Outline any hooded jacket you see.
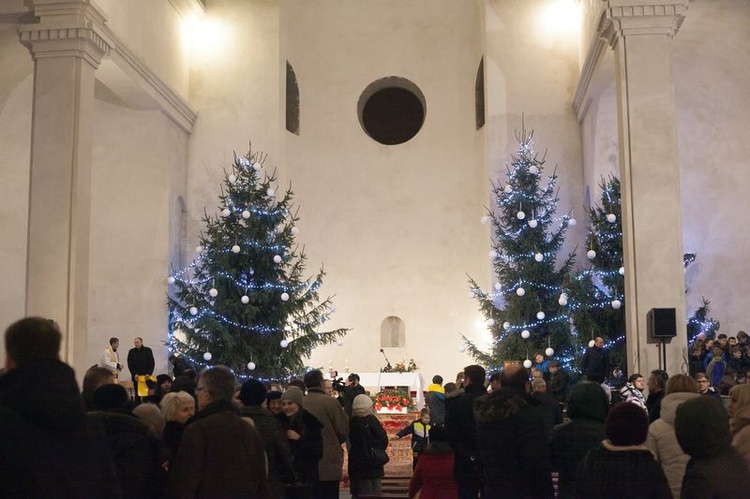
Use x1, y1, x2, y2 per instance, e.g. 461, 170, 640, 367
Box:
645, 391, 699, 499
550, 381, 609, 499
675, 396, 750, 499
730, 399, 750, 469
0, 359, 121, 498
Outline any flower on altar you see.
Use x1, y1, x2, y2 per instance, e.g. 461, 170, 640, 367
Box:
373, 389, 414, 412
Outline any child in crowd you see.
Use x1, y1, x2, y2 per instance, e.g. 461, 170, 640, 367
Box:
394, 408, 432, 469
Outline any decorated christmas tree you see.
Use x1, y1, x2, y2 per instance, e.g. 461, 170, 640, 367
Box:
686, 299, 720, 344
167, 147, 347, 380
565, 175, 627, 370
464, 126, 576, 370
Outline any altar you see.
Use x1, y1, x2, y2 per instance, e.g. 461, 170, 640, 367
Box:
356, 371, 426, 410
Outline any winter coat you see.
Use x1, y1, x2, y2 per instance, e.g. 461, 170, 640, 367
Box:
532, 391, 563, 441
645, 392, 699, 499
242, 406, 295, 487
706, 358, 726, 388
445, 383, 486, 485
0, 359, 121, 498
167, 399, 267, 499
581, 346, 609, 382
731, 404, 750, 469
303, 387, 349, 481
675, 396, 750, 499
425, 383, 447, 425
620, 383, 647, 409
162, 420, 187, 463
127, 345, 155, 380
549, 368, 571, 404
646, 390, 665, 422
474, 388, 554, 498
575, 441, 671, 499
343, 383, 366, 417
408, 441, 458, 499
397, 418, 431, 454
550, 381, 609, 499
279, 408, 324, 485
348, 413, 389, 479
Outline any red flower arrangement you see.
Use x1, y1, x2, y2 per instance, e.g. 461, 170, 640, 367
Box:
372, 389, 414, 412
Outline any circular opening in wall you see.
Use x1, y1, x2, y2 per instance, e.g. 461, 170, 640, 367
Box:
358, 77, 426, 145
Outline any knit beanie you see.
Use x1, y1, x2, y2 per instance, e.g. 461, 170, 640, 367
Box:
606, 402, 649, 446
352, 394, 373, 411
281, 386, 304, 407
92, 383, 129, 411
239, 378, 268, 407
267, 390, 283, 402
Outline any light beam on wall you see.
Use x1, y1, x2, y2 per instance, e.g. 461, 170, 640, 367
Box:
538, 0, 581, 37
183, 14, 231, 61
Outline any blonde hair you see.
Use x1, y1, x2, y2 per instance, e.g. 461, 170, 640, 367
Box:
730, 384, 750, 411
160, 391, 195, 422
665, 374, 699, 395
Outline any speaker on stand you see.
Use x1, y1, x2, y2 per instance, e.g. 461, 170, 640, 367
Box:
647, 308, 677, 372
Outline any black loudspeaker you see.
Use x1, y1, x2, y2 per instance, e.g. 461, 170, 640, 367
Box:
647, 308, 677, 339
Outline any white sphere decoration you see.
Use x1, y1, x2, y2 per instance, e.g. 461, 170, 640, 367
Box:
481, 216, 490, 225
516, 287, 526, 296
203, 352, 212, 361
196, 245, 204, 254
231, 244, 241, 254
247, 362, 256, 371
273, 255, 282, 263
606, 213, 617, 223
521, 330, 530, 339
280, 340, 289, 348
529, 165, 539, 175
459, 344, 467, 353
209, 288, 218, 297
588, 340, 596, 348
291, 226, 299, 236
587, 249, 597, 260
221, 208, 231, 217
336, 338, 343, 346
487, 318, 495, 327
528, 219, 538, 228
494, 282, 502, 291
252, 162, 262, 171
489, 250, 499, 259
537, 311, 546, 320
569, 218, 577, 227
241, 295, 250, 304
611, 299, 622, 309
534, 253, 544, 262
241, 210, 251, 219
228, 174, 237, 184
266, 188, 275, 197
503, 321, 511, 331
504, 185, 513, 194
545, 347, 555, 357
281, 292, 290, 302
558, 296, 568, 306
523, 359, 533, 369
189, 306, 198, 316
167, 276, 175, 284
517, 210, 526, 220
619, 266, 625, 276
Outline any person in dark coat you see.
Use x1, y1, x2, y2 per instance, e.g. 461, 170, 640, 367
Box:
408, 425, 458, 499
278, 386, 324, 499
348, 394, 389, 498
576, 402, 671, 499
167, 366, 267, 498
445, 364, 487, 499
425, 374, 447, 426
550, 381, 610, 499
474, 365, 554, 499
343, 373, 367, 417
0, 317, 121, 498
646, 369, 669, 423
548, 360, 570, 406
581, 336, 610, 383
675, 395, 750, 499
530, 378, 563, 441
159, 391, 195, 469
127, 336, 155, 385
239, 378, 295, 498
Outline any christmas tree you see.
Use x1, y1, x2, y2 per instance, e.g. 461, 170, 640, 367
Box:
167, 148, 347, 380
464, 126, 576, 370
565, 175, 627, 370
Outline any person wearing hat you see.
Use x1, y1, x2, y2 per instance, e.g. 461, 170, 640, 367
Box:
239, 378, 294, 498
278, 386, 324, 498
576, 402, 671, 498
267, 389, 283, 415
348, 394, 389, 498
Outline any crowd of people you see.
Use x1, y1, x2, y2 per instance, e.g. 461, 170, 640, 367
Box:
4, 318, 750, 498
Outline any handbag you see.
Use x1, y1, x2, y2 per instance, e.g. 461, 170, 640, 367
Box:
363, 421, 390, 466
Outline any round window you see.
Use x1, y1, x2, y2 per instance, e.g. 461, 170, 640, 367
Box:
358, 77, 426, 145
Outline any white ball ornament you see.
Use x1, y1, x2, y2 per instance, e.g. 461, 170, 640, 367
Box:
280, 340, 289, 348
619, 267, 625, 276
209, 288, 218, 297
481, 216, 490, 225
336, 338, 343, 346
537, 311, 546, 320
247, 362, 256, 371
228, 174, 237, 184
196, 245, 204, 254
489, 250, 499, 259
241, 295, 250, 304
521, 330, 530, 339
504, 185, 513, 194
558, 296, 568, 306
587, 249, 597, 260
231, 245, 241, 254
203, 352, 212, 361
503, 321, 511, 331
189, 306, 198, 316
281, 292, 290, 302
611, 299, 622, 310
569, 218, 577, 227
528, 219, 538, 228
167, 276, 175, 284
535, 253, 544, 262
589, 340, 596, 348
266, 188, 275, 197
241, 210, 251, 219
523, 359, 533, 369
252, 162, 262, 171
517, 211, 526, 220
291, 227, 299, 236
494, 282, 502, 291
516, 287, 526, 297
273, 255, 282, 263
487, 318, 495, 327
529, 165, 539, 175
545, 347, 555, 357
221, 208, 231, 217
459, 344, 467, 353
606, 213, 617, 223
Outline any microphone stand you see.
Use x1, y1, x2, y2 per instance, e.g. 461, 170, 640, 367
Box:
379, 349, 392, 373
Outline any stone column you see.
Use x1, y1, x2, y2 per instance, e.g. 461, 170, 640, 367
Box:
603, 0, 689, 376
19, 0, 110, 367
